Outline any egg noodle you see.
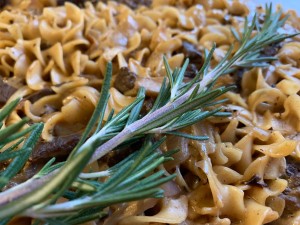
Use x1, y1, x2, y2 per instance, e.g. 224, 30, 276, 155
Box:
0, 0, 300, 224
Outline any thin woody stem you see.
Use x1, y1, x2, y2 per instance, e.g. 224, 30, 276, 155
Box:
0, 172, 57, 206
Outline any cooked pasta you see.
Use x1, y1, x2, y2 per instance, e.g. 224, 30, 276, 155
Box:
0, 0, 299, 224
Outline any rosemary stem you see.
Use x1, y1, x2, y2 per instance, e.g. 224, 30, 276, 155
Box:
0, 171, 58, 206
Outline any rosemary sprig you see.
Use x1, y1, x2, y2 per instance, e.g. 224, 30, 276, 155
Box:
0, 5, 297, 224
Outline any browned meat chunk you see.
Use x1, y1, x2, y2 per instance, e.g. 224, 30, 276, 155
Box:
230, 68, 245, 92
184, 64, 199, 78
25, 88, 55, 103
140, 97, 155, 115
30, 133, 81, 161
114, 67, 137, 93
260, 43, 282, 57
0, 78, 17, 105
101, 0, 151, 9
57, 0, 98, 6
280, 157, 300, 217
181, 42, 203, 78
0, 0, 9, 8
57, 0, 152, 9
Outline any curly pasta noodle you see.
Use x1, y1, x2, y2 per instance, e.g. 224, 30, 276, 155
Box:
0, 0, 300, 225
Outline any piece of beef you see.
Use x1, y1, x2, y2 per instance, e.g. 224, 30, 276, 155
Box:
30, 133, 81, 161
114, 67, 137, 93
140, 96, 155, 116
57, 0, 152, 9
260, 42, 283, 57
184, 64, 199, 79
280, 156, 300, 217
57, 0, 98, 6
0, 78, 17, 105
15, 88, 56, 116
0, 0, 9, 8
26, 88, 55, 103
182, 41, 203, 61
100, 0, 151, 9
181, 41, 203, 78
230, 68, 245, 93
